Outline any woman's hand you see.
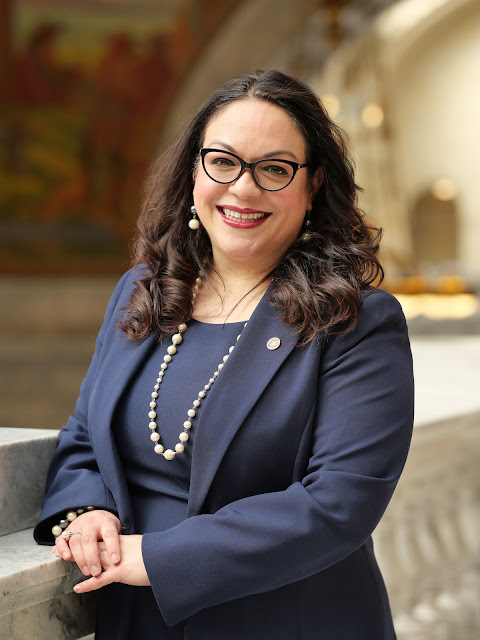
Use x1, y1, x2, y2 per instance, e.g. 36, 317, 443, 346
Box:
72, 535, 150, 593
53, 509, 122, 577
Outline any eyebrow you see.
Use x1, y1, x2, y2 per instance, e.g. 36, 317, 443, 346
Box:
207, 140, 299, 161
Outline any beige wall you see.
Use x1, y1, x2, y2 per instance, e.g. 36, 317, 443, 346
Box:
394, 0, 480, 281
315, 0, 480, 286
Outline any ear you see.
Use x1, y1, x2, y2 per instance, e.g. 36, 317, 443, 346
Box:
307, 167, 324, 209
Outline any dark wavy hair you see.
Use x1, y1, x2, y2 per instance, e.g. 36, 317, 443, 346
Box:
119, 69, 383, 344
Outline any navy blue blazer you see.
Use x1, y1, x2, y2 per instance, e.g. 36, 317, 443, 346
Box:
35, 267, 414, 639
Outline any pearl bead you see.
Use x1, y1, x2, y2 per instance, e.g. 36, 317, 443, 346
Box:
223, 354, 229, 362
213, 371, 218, 377
204, 383, 211, 390
86, 506, 95, 511
187, 409, 196, 418
237, 334, 241, 341
167, 345, 177, 355
172, 333, 183, 345
164, 449, 175, 460
150, 432, 160, 442
178, 323, 187, 332
179, 432, 189, 442
209, 378, 215, 384
66, 511, 77, 522
229, 346, 234, 353
164, 354, 172, 363
150, 401, 156, 408
161, 363, 168, 370
195, 277, 202, 284
218, 363, 224, 370
188, 218, 200, 230
52, 525, 62, 537
198, 391, 206, 398
184, 421, 192, 429
193, 400, 200, 407
159, 371, 164, 377
154, 444, 164, 454
148, 410, 156, 419
151, 391, 158, 398
149, 421, 157, 429
77, 508, 84, 514
154, 384, 160, 390
175, 443, 185, 453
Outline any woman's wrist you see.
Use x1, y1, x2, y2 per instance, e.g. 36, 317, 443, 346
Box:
51, 506, 96, 538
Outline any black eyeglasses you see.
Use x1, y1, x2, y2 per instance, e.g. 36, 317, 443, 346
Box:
200, 148, 309, 192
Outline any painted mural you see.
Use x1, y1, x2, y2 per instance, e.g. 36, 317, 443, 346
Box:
0, 0, 237, 274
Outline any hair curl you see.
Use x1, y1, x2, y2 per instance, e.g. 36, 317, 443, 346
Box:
119, 69, 383, 345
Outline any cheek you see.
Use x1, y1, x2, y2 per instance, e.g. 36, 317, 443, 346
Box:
193, 173, 220, 210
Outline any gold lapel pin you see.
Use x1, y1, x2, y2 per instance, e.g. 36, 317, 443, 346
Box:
266, 337, 281, 350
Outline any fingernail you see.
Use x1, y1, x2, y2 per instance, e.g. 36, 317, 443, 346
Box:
91, 565, 99, 575
73, 584, 81, 593
63, 552, 69, 559
82, 566, 89, 575
111, 553, 119, 563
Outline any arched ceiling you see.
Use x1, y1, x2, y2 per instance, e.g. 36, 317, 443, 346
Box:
159, 0, 400, 146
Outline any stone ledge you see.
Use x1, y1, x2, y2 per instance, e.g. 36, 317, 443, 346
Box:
0, 428, 59, 536
0, 528, 96, 639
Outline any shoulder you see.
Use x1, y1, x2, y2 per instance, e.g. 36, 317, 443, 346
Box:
320, 288, 410, 363
358, 287, 407, 331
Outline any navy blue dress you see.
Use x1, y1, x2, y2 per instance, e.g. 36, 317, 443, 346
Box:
112, 319, 245, 639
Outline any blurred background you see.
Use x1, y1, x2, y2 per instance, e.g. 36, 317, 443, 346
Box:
0, 0, 479, 637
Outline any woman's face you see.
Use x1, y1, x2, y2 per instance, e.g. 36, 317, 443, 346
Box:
193, 98, 320, 274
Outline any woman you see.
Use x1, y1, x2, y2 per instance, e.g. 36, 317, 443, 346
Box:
35, 70, 414, 639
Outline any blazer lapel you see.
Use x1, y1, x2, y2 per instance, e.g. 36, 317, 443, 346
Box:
188, 289, 301, 516
90, 331, 157, 523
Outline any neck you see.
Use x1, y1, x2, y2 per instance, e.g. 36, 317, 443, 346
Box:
209, 253, 277, 293
192, 259, 275, 324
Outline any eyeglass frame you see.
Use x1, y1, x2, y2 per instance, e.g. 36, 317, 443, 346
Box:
199, 147, 310, 192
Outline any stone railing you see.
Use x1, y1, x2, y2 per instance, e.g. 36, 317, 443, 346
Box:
1, 412, 479, 639
373, 410, 480, 639
0, 428, 96, 639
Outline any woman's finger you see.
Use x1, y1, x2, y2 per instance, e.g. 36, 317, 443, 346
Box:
98, 548, 112, 569
100, 521, 122, 564
74, 566, 116, 594
67, 532, 91, 575
76, 529, 103, 577
53, 534, 73, 560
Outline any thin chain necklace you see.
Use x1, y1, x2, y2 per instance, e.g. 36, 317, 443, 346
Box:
147, 274, 246, 461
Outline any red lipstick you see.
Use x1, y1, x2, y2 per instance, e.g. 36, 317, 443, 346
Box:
217, 206, 271, 229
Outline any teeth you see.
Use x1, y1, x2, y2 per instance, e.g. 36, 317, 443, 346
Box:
222, 208, 266, 221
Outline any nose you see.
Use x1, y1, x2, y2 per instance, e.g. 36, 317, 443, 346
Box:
227, 168, 262, 199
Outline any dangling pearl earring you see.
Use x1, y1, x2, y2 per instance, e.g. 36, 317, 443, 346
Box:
301, 210, 312, 242
188, 205, 200, 230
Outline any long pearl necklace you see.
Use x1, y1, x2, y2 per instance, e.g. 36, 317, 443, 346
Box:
147, 275, 246, 461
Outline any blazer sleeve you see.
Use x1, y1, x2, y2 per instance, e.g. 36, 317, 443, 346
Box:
142, 290, 414, 626
34, 269, 135, 544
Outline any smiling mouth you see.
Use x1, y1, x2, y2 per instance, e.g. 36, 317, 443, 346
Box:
221, 207, 269, 221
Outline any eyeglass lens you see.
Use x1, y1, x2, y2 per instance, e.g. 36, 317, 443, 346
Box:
203, 150, 295, 190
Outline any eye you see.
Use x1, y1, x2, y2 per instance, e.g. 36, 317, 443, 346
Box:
261, 163, 289, 176
210, 155, 236, 167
